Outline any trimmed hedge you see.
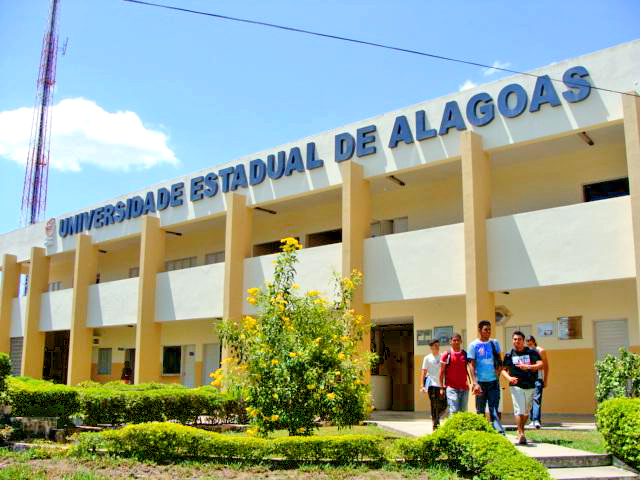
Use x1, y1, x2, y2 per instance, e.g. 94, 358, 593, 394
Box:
7, 377, 245, 425
71, 415, 550, 479
72, 422, 385, 464
597, 397, 640, 469
8, 377, 80, 418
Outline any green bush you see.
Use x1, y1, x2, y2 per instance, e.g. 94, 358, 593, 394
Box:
7, 377, 80, 418
597, 397, 640, 469
432, 412, 493, 450
389, 436, 438, 465
453, 431, 549, 479
0, 353, 11, 394
72, 422, 382, 464
595, 348, 640, 402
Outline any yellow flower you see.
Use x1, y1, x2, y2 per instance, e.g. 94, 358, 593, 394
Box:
271, 414, 280, 422
342, 278, 354, 289
307, 290, 319, 297
208, 372, 215, 378
313, 299, 323, 305
272, 393, 279, 399
247, 287, 259, 296
297, 427, 306, 433
340, 335, 349, 342
289, 352, 298, 358
247, 297, 257, 305
326, 393, 336, 401
338, 352, 345, 360
271, 359, 279, 366
307, 384, 316, 390
292, 283, 300, 289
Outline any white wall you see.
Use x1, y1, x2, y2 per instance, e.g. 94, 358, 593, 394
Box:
488, 196, 635, 291
364, 224, 465, 303
155, 263, 225, 322
243, 243, 342, 308
39, 289, 73, 331
87, 278, 139, 327
9, 297, 25, 337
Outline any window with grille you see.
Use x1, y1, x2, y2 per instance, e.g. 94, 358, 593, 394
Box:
204, 251, 225, 265
10, 337, 23, 376
97, 348, 112, 375
370, 217, 408, 237
165, 256, 197, 271
48, 281, 62, 292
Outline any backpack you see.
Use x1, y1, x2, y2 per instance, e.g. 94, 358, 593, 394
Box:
442, 349, 470, 386
489, 340, 503, 369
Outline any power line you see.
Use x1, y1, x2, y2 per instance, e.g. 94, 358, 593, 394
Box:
123, 0, 638, 98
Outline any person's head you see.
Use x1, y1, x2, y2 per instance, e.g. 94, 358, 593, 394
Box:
451, 333, 462, 351
512, 331, 526, 350
429, 339, 440, 354
527, 335, 537, 348
478, 320, 492, 341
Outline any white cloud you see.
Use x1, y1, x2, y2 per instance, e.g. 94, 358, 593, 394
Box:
459, 79, 477, 91
0, 98, 179, 172
483, 60, 511, 76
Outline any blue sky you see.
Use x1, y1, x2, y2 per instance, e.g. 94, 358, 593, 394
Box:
0, 0, 638, 234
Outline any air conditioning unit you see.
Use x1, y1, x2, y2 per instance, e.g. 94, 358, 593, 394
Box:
495, 306, 513, 325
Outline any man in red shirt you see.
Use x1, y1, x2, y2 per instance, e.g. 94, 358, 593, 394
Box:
439, 333, 470, 414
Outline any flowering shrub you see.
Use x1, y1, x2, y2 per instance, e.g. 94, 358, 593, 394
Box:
217, 237, 374, 436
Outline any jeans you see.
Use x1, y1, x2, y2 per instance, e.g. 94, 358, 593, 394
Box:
446, 387, 469, 414
530, 379, 544, 423
428, 386, 447, 427
476, 380, 505, 434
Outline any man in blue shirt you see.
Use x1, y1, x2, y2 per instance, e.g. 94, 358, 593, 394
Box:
468, 320, 505, 434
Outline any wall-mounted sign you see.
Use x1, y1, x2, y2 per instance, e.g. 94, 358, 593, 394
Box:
536, 322, 555, 338
416, 329, 433, 346
558, 316, 582, 340
56, 66, 592, 240
434, 326, 454, 346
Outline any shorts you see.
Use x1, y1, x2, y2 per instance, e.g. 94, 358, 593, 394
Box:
510, 386, 534, 416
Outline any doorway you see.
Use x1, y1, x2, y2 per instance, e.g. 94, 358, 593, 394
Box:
371, 323, 414, 411
124, 348, 136, 383
181, 344, 196, 387
43, 331, 69, 384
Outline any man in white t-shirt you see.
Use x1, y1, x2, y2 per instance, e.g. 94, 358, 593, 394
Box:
421, 339, 447, 429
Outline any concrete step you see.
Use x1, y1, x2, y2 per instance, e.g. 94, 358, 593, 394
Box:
548, 465, 639, 479
514, 441, 612, 468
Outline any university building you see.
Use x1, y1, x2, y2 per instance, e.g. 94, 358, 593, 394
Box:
0, 41, 639, 415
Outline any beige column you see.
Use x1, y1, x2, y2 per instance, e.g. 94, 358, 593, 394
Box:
67, 234, 98, 385
134, 216, 166, 384
340, 161, 372, 380
0, 255, 20, 354
221, 193, 253, 361
461, 131, 495, 345
21, 247, 49, 378
623, 92, 640, 330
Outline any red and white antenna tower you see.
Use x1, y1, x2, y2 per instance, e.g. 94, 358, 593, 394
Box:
21, 0, 61, 226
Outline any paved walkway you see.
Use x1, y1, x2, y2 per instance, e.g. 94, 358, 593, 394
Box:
366, 412, 638, 479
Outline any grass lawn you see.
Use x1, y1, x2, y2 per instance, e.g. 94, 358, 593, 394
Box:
522, 430, 607, 454
0, 448, 462, 479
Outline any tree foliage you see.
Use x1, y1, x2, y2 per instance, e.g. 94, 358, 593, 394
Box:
595, 348, 640, 403
217, 237, 374, 436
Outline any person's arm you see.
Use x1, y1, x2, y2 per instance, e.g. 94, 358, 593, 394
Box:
420, 368, 428, 392
540, 347, 549, 387
439, 362, 446, 391
501, 366, 518, 385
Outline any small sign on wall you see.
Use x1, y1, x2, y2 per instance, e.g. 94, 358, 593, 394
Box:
434, 326, 454, 346
416, 329, 432, 346
536, 322, 555, 338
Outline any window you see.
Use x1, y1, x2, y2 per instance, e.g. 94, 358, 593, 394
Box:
583, 177, 629, 202
253, 238, 299, 257
165, 256, 197, 271
558, 316, 583, 340
306, 229, 342, 248
128, 267, 139, 278
97, 348, 112, 375
370, 217, 408, 237
205, 251, 225, 265
48, 281, 62, 292
10, 337, 23, 376
163, 346, 182, 374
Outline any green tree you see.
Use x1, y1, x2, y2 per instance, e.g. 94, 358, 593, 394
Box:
595, 348, 640, 403
216, 237, 374, 436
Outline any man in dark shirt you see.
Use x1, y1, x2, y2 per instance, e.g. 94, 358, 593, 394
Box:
502, 331, 543, 445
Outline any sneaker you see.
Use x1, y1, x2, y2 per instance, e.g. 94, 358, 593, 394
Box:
533, 421, 541, 429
